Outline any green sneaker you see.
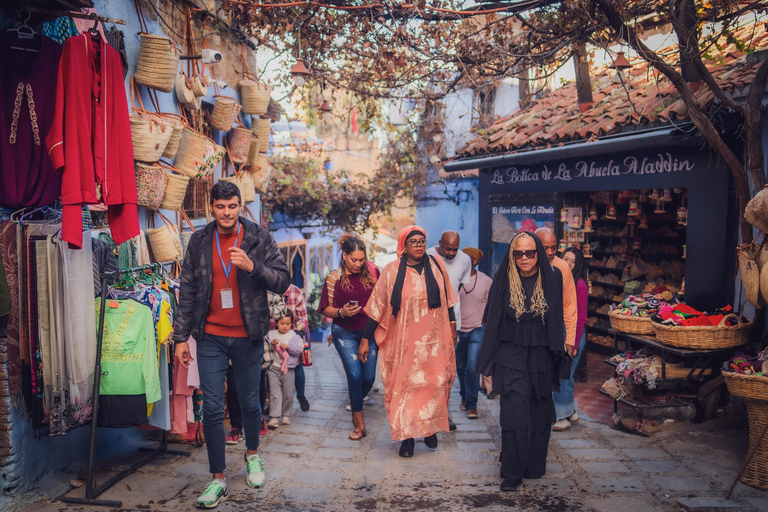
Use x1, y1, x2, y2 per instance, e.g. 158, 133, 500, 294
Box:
195, 479, 228, 508
245, 453, 266, 488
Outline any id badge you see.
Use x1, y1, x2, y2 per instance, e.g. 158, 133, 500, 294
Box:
221, 288, 234, 310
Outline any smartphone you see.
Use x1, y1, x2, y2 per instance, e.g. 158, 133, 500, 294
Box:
348, 300, 358, 307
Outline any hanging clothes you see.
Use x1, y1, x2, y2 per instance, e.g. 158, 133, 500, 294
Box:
40, 17, 79, 44
104, 25, 128, 78
0, 32, 63, 209
1, 221, 21, 402
46, 33, 139, 248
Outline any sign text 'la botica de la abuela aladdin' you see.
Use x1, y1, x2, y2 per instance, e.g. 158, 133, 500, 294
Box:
490, 153, 696, 185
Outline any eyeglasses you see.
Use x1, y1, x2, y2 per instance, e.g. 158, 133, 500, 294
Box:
407, 239, 427, 247
513, 250, 537, 260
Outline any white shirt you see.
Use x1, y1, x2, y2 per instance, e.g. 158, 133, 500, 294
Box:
427, 247, 473, 331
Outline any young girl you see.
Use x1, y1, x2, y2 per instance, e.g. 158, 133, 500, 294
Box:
264, 311, 303, 429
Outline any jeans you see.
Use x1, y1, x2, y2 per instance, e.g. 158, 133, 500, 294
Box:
553, 332, 586, 421
456, 327, 484, 410
198, 334, 263, 474
332, 324, 378, 412
295, 362, 306, 397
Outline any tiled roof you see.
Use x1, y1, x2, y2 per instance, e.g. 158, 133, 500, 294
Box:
459, 23, 768, 157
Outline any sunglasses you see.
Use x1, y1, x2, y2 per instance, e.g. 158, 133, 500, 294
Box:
407, 239, 427, 247
513, 250, 537, 260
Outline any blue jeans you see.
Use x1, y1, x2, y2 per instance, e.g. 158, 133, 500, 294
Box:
332, 324, 378, 412
198, 334, 263, 474
553, 332, 586, 421
456, 327, 484, 410
295, 362, 306, 397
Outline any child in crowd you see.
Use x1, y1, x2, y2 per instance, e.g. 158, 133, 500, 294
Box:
264, 311, 303, 429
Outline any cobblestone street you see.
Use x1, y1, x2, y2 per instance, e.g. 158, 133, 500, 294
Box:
10, 341, 768, 512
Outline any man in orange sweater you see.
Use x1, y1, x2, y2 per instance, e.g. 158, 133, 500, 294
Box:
535, 228, 578, 357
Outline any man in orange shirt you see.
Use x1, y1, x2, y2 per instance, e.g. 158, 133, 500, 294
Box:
174, 181, 290, 508
535, 228, 578, 357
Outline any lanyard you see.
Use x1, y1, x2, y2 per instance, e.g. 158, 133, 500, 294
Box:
215, 222, 241, 287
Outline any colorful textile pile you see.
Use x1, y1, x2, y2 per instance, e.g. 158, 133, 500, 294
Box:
723, 355, 764, 376
611, 291, 677, 318
652, 304, 736, 327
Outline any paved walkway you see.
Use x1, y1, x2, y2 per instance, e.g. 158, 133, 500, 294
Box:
11, 340, 768, 511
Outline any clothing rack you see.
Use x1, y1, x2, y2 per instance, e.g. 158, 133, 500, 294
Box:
58, 263, 189, 508
27, 8, 127, 26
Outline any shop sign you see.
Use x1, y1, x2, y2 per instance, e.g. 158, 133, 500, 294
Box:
490, 153, 696, 185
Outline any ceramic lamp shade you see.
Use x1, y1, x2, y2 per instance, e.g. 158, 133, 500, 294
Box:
583, 218, 593, 232
628, 199, 639, 217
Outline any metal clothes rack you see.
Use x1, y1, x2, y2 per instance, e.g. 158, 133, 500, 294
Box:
58, 264, 189, 508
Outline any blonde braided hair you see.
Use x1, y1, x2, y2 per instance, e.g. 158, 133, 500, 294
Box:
507, 232, 548, 322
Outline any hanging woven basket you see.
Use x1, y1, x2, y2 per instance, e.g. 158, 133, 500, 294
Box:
135, 34, 181, 93
211, 96, 241, 132
239, 80, 273, 116
159, 170, 190, 212
739, 243, 766, 308
250, 154, 272, 194
175, 72, 195, 105
162, 117, 185, 159
135, 162, 167, 211
147, 213, 182, 262
175, 128, 214, 178
246, 137, 261, 167
228, 127, 252, 164
130, 112, 173, 162
192, 75, 208, 97
251, 117, 271, 150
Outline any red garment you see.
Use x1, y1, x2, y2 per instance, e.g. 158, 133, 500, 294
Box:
574, 278, 588, 350
46, 34, 138, 248
205, 228, 248, 338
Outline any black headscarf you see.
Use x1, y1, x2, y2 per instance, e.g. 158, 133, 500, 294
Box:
476, 231, 565, 376
390, 226, 442, 317
562, 246, 587, 284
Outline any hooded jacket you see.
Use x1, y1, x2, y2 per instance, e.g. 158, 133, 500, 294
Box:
172, 217, 291, 347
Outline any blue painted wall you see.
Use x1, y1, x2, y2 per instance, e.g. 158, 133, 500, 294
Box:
415, 178, 480, 251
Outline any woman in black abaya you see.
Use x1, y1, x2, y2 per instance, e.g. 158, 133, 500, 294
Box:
476, 231, 565, 492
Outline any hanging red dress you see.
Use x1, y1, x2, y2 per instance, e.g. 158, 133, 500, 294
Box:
46, 33, 139, 248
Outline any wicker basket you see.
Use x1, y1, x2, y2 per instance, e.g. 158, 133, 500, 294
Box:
130, 113, 173, 162
250, 154, 272, 193
228, 127, 252, 164
159, 171, 190, 211
609, 311, 655, 335
135, 34, 181, 93
241, 171, 255, 203
174, 128, 213, 178
192, 75, 208, 97
175, 72, 194, 105
146, 223, 181, 262
239, 80, 273, 116
651, 314, 750, 351
723, 371, 768, 489
252, 117, 271, 150
211, 96, 241, 132
246, 138, 261, 167
162, 118, 185, 159
134, 162, 167, 210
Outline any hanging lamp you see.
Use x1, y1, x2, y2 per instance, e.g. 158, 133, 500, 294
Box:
291, 58, 310, 87
318, 100, 332, 120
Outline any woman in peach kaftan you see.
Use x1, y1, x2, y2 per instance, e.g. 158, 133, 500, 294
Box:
361, 226, 458, 457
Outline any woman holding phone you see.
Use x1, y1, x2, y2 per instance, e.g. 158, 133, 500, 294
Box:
319, 234, 380, 440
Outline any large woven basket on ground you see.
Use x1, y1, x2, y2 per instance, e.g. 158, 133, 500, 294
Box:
609, 311, 655, 335
651, 314, 750, 351
251, 117, 271, 149
239, 80, 273, 116
135, 34, 181, 93
211, 96, 241, 132
159, 171, 190, 211
134, 162, 167, 210
722, 371, 768, 489
228, 127, 252, 164
130, 113, 173, 162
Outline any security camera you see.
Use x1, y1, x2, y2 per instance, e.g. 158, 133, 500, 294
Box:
202, 49, 223, 64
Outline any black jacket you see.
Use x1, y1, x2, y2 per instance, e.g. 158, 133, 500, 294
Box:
172, 217, 291, 346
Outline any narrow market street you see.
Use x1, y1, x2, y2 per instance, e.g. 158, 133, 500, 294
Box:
6, 342, 767, 512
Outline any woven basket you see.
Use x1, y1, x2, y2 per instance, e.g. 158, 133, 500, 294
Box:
722, 371, 768, 489
183, 175, 213, 220
651, 314, 750, 351
175, 128, 212, 178
162, 118, 185, 159
239, 80, 273, 116
219, 175, 247, 204
130, 113, 173, 162
175, 72, 194, 105
228, 127, 252, 164
135, 162, 167, 210
192, 75, 208, 97
746, 186, 768, 234
211, 96, 241, 132
135, 34, 181, 93
160, 171, 190, 211
241, 171, 255, 203
739, 243, 765, 308
246, 138, 261, 167
250, 154, 272, 193
252, 117, 271, 149
146, 224, 181, 262
609, 311, 655, 335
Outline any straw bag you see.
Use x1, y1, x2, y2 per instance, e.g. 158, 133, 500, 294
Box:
246, 137, 261, 167
241, 171, 255, 203
162, 117, 185, 159
739, 242, 765, 308
135, 34, 181, 93
252, 116, 271, 149
211, 96, 241, 132
183, 175, 213, 220
250, 154, 272, 194
746, 186, 768, 234
175, 128, 224, 179
761, 260, 768, 305
228, 127, 252, 164
130, 113, 172, 162
160, 169, 190, 212
175, 72, 195, 105
146, 213, 182, 262
192, 75, 208, 97
135, 162, 167, 210
239, 80, 273, 116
